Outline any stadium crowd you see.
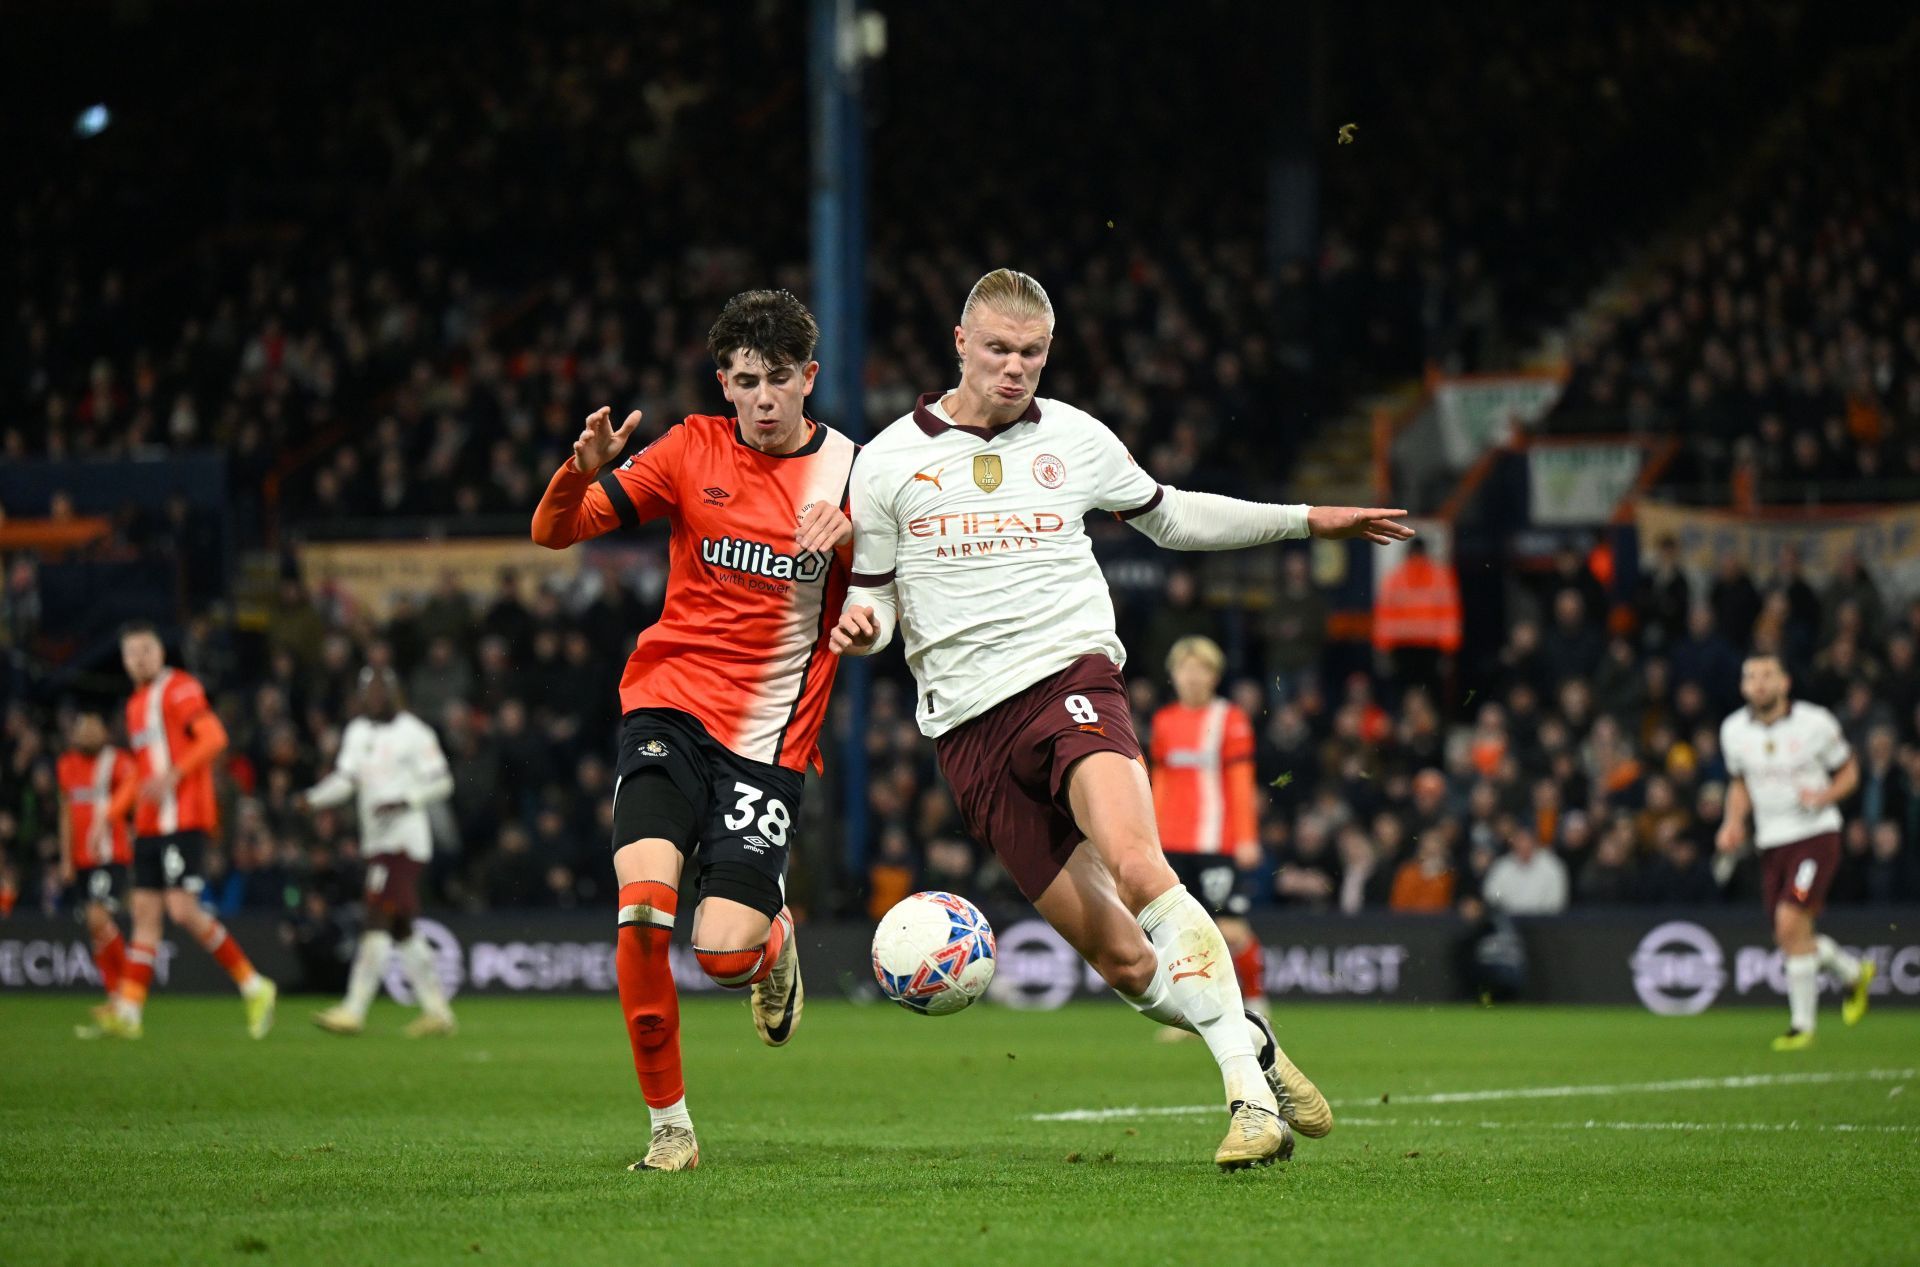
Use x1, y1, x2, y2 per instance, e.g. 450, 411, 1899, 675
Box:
3, 540, 1917, 929
1547, 34, 1920, 504
5, 0, 1918, 932
6, 0, 1845, 535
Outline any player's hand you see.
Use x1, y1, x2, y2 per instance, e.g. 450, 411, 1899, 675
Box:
139, 770, 180, 803
1308, 506, 1415, 545
1797, 787, 1829, 810
86, 823, 109, 858
1233, 841, 1262, 870
58, 858, 75, 887
1715, 820, 1746, 853
830, 605, 880, 656
573, 406, 643, 474
372, 799, 410, 819
795, 501, 853, 555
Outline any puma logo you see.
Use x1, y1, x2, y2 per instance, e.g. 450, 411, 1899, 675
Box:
1170, 957, 1217, 984
913, 467, 946, 491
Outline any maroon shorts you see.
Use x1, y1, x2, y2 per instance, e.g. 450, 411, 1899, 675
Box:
364, 852, 424, 918
1761, 832, 1840, 915
933, 654, 1143, 902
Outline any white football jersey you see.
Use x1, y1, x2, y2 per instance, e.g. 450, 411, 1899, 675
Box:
1719, 701, 1850, 849
849, 393, 1161, 737
307, 712, 453, 862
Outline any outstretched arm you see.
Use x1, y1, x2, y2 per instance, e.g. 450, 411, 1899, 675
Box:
1126, 487, 1413, 551
531, 407, 649, 548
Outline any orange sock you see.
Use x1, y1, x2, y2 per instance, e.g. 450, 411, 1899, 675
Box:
120, 940, 156, 1009
197, 920, 257, 989
1232, 938, 1266, 1006
94, 930, 127, 995
616, 881, 684, 1109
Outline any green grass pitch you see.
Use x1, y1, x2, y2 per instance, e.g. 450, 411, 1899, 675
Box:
2, 994, 1914, 1265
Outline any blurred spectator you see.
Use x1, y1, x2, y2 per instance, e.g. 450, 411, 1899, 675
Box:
1372, 540, 1461, 702
1389, 829, 1457, 913
1482, 828, 1569, 915
1263, 551, 1327, 703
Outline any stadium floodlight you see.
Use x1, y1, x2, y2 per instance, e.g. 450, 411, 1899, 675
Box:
74, 104, 111, 138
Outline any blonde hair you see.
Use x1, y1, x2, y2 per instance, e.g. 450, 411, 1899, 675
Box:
1166, 635, 1226, 678
961, 268, 1055, 330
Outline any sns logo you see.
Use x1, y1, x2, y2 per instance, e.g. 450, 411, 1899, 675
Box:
1630, 921, 1726, 1016
700, 536, 828, 583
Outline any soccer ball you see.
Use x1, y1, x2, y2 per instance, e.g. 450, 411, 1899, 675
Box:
871, 891, 996, 1015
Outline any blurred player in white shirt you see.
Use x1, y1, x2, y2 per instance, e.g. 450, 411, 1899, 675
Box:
1716, 654, 1873, 1050
833, 268, 1412, 1169
297, 668, 457, 1037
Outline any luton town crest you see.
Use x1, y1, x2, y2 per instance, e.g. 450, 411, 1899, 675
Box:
972, 454, 1003, 492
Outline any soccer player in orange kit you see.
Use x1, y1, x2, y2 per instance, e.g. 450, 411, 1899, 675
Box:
1149, 636, 1267, 1020
532, 290, 856, 1172
93, 623, 277, 1039
58, 710, 137, 1035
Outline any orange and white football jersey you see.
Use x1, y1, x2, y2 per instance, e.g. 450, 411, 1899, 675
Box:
534, 414, 856, 773
1149, 698, 1258, 855
125, 669, 220, 837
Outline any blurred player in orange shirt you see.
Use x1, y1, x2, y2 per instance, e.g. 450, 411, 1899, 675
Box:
91, 623, 276, 1040
1149, 636, 1266, 1018
58, 710, 137, 1031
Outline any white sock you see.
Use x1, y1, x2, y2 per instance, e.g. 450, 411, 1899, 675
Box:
342, 931, 393, 1021
240, 973, 271, 1000
1786, 953, 1819, 1034
1116, 951, 1193, 1031
399, 934, 452, 1020
1116, 943, 1274, 1060
649, 1095, 694, 1134
1138, 885, 1273, 1112
1814, 935, 1861, 987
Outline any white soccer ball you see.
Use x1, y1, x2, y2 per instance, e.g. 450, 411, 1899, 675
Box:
871, 891, 996, 1015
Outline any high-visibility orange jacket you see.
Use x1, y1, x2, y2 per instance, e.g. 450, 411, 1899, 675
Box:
1372, 555, 1463, 653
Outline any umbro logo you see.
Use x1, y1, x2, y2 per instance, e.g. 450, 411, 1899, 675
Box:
703, 486, 732, 507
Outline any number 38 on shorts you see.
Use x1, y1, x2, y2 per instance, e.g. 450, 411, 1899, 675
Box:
721, 781, 792, 848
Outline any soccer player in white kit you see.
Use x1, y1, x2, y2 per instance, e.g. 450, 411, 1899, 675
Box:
298, 667, 458, 1037
1716, 654, 1874, 1050
831, 269, 1412, 1169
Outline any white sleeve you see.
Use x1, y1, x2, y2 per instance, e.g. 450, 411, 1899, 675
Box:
304, 723, 361, 809
1720, 718, 1744, 778
1127, 486, 1310, 550
844, 449, 901, 655
1816, 709, 1851, 771
1083, 415, 1164, 516
406, 721, 455, 807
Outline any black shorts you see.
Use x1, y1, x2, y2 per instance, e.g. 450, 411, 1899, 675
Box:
132, 831, 210, 895
72, 864, 130, 913
611, 708, 802, 919
1167, 851, 1249, 917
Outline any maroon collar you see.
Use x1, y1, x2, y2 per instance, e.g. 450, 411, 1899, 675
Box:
913, 390, 1042, 441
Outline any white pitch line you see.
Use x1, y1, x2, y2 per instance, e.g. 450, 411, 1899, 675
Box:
1335, 1116, 1920, 1136
1027, 1067, 1916, 1123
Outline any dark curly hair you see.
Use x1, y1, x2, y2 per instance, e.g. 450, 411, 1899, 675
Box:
707, 289, 820, 371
